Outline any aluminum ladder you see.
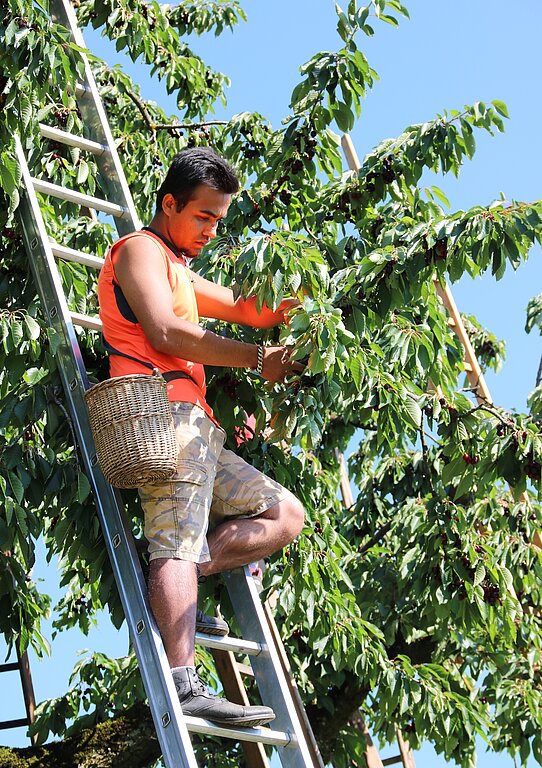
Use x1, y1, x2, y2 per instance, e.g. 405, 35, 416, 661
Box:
13, 0, 322, 765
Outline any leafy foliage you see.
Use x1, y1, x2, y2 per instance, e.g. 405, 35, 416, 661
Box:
1, 0, 542, 767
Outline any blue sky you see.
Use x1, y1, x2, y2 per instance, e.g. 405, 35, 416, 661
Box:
3, 2, 541, 766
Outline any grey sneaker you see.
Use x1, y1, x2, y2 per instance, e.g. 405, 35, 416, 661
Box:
173, 666, 275, 728
195, 610, 229, 637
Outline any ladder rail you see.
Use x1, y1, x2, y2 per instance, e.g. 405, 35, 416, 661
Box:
0, 647, 37, 745
15, 135, 199, 768
224, 567, 321, 768
49, 0, 141, 236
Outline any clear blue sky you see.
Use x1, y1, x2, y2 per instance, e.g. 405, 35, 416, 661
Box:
3, 2, 540, 766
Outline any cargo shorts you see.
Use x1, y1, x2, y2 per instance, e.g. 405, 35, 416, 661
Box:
139, 402, 290, 563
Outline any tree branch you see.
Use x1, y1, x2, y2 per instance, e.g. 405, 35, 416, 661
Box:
357, 520, 393, 554
124, 89, 227, 133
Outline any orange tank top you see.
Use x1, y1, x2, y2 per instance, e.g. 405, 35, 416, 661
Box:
97, 229, 216, 423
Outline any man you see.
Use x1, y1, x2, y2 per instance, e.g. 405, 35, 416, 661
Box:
97, 147, 305, 727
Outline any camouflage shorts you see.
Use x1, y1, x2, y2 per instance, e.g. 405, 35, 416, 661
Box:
139, 402, 289, 563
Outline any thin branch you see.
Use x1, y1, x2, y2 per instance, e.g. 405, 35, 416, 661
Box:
419, 411, 427, 458
357, 520, 393, 555
124, 89, 228, 133
461, 401, 514, 427
153, 120, 228, 130
125, 89, 154, 131
48, 388, 81, 473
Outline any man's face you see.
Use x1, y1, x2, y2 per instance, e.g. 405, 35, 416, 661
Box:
162, 184, 231, 258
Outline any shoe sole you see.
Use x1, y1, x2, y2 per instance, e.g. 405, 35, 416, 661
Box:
208, 715, 276, 728
195, 625, 229, 637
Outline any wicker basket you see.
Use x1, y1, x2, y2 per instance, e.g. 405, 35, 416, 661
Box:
84, 370, 178, 488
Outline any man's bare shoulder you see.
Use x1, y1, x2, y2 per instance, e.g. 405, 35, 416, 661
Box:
114, 232, 166, 262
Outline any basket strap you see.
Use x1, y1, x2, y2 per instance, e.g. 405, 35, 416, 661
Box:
102, 336, 197, 386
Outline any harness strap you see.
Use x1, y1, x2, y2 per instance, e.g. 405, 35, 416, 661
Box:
102, 337, 197, 386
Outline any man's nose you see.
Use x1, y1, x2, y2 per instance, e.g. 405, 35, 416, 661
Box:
203, 220, 219, 238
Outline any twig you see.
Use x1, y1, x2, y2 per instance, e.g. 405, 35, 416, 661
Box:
357, 520, 393, 555
461, 401, 514, 427
124, 90, 228, 133
419, 411, 427, 458
152, 120, 228, 130
126, 89, 154, 131
48, 388, 81, 473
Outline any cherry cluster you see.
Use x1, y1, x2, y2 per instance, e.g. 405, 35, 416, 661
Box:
238, 126, 265, 160
450, 577, 467, 599
480, 339, 497, 358
424, 237, 448, 265
525, 454, 541, 481
313, 520, 324, 535
2, 227, 20, 242
481, 581, 501, 605
364, 154, 397, 193
323, 187, 363, 222
217, 373, 240, 400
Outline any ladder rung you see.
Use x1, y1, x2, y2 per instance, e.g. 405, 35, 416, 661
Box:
31, 177, 130, 219
235, 662, 255, 677
39, 124, 110, 156
51, 241, 104, 270
183, 715, 293, 746
448, 317, 456, 327
0, 662, 20, 673
195, 632, 266, 657
70, 311, 102, 331
464, 361, 473, 372
382, 756, 402, 766
0, 718, 29, 730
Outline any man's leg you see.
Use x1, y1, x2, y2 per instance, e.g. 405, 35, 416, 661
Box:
143, 407, 275, 727
200, 493, 305, 577
148, 552, 275, 726
148, 557, 197, 667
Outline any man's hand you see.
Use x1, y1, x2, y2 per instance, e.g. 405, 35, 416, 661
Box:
261, 346, 305, 383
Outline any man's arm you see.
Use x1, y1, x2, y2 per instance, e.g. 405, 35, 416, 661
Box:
113, 238, 301, 382
189, 269, 298, 328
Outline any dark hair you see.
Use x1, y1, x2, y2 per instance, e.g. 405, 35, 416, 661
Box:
155, 147, 240, 212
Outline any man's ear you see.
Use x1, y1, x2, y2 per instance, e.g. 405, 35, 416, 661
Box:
162, 193, 177, 217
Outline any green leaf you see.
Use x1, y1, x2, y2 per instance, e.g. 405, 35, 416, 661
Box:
441, 456, 465, 486
8, 472, 24, 504
23, 367, 47, 385
24, 314, 41, 340
403, 396, 422, 429
473, 563, 485, 587
491, 99, 509, 118
428, 185, 450, 208
349, 354, 362, 390
77, 472, 91, 503
76, 159, 89, 185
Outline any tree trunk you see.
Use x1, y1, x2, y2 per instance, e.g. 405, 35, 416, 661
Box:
0, 702, 160, 768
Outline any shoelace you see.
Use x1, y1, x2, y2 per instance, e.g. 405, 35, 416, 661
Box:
191, 665, 210, 695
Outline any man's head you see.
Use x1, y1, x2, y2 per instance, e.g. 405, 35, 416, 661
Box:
152, 148, 240, 258
155, 147, 240, 214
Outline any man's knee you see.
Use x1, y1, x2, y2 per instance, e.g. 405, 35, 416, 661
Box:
279, 493, 305, 542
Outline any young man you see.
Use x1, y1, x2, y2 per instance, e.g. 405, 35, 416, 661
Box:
97, 147, 305, 727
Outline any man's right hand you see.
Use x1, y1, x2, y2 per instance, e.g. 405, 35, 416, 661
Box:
261, 346, 305, 383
